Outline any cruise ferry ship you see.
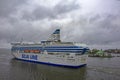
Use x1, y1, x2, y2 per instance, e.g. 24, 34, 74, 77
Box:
11, 29, 89, 68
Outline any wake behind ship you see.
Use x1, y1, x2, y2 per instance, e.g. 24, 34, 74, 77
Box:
11, 29, 89, 68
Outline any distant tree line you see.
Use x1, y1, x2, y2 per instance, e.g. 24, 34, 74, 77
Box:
104, 49, 120, 53
88, 49, 120, 54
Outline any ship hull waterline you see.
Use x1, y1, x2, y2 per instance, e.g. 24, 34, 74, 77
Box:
12, 52, 87, 68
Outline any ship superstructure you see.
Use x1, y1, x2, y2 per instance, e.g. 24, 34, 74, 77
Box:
11, 29, 89, 68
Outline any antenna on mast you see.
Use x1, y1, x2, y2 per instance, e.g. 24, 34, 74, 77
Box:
20, 38, 23, 43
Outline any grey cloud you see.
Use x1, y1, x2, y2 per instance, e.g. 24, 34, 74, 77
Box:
54, 0, 79, 14
0, 17, 60, 43
0, 0, 120, 49
22, 0, 80, 20
0, 14, 120, 49
0, 0, 26, 17
56, 14, 120, 47
22, 6, 54, 20
76, 15, 120, 45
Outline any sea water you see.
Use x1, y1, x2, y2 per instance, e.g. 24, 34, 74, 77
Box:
0, 49, 120, 80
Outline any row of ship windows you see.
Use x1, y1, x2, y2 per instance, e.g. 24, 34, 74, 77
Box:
12, 46, 82, 49
12, 49, 84, 51
45, 46, 81, 48
12, 48, 86, 51
12, 50, 83, 53
45, 50, 81, 53
12, 49, 85, 51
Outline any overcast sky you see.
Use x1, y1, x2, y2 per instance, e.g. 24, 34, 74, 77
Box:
0, 0, 120, 49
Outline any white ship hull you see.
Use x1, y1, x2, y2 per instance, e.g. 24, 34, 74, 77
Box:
12, 52, 88, 68
11, 29, 89, 68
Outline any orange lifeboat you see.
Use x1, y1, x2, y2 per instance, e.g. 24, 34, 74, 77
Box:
24, 50, 30, 53
34, 50, 40, 53
24, 50, 40, 53
30, 50, 34, 53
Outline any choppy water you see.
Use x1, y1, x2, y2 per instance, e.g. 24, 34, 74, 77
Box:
0, 49, 120, 80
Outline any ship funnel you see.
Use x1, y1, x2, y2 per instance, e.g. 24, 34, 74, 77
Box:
47, 29, 61, 42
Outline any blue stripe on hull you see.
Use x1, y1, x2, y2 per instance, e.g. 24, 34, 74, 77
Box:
12, 46, 88, 51
15, 58, 86, 68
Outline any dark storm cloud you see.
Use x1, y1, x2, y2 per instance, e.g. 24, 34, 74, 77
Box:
22, 0, 80, 20
0, 0, 120, 49
22, 6, 54, 20
0, 0, 26, 17
0, 17, 60, 44
54, 0, 79, 14
0, 21, 40, 42
72, 15, 120, 45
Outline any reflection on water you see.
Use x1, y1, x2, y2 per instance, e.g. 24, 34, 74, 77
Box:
0, 49, 120, 80
9, 59, 87, 80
